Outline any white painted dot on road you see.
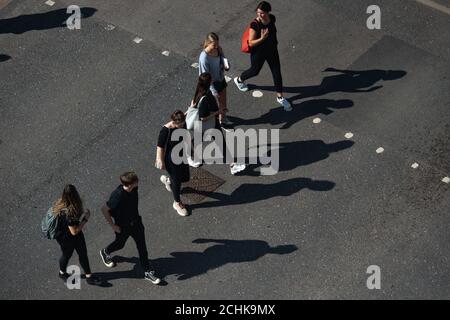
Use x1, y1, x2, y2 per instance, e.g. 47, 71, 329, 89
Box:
442, 177, 450, 184
344, 132, 354, 139
162, 50, 170, 56
376, 147, 384, 154
313, 118, 322, 124
411, 163, 419, 169
191, 62, 199, 69
252, 90, 263, 98
133, 37, 143, 44
105, 24, 116, 31
45, 0, 55, 6
225, 75, 232, 83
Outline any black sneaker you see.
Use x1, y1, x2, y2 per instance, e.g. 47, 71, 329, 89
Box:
58, 271, 69, 281
86, 275, 103, 286
220, 122, 234, 132
144, 271, 161, 285
100, 248, 115, 268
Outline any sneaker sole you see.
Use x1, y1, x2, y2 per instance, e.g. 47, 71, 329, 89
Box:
100, 250, 115, 268
145, 278, 161, 285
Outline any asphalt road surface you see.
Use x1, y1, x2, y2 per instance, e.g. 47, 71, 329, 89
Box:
0, 0, 449, 299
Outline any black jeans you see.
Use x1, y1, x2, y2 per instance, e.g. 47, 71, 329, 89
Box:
240, 48, 283, 93
57, 232, 91, 274
105, 217, 150, 271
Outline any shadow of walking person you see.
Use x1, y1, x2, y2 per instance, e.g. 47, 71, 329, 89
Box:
228, 99, 353, 129
249, 68, 406, 103
289, 67, 407, 102
185, 177, 335, 210
241, 139, 354, 176
151, 239, 298, 281
0, 7, 97, 34
0, 54, 11, 62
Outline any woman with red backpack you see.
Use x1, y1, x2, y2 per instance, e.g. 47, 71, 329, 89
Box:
234, 1, 292, 111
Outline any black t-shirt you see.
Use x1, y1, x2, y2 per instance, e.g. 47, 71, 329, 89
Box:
57, 209, 80, 239
157, 124, 188, 160
250, 14, 278, 52
106, 185, 139, 227
198, 91, 219, 119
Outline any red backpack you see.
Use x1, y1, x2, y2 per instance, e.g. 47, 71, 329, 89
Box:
241, 19, 258, 53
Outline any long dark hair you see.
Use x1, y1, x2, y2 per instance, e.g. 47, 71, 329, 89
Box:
192, 73, 212, 107
52, 184, 84, 219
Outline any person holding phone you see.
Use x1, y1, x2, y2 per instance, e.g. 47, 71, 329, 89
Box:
199, 32, 234, 131
52, 184, 102, 285
234, 1, 292, 111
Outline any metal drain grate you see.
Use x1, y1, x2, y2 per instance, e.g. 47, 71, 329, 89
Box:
181, 167, 225, 204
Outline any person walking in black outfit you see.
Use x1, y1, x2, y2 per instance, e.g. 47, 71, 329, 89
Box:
156, 110, 190, 217
53, 184, 102, 285
234, 1, 292, 111
99, 172, 161, 285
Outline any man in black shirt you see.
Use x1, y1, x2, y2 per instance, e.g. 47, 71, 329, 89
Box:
100, 172, 161, 285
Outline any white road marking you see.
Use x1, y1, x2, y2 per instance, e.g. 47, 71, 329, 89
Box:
411, 163, 419, 169
133, 37, 143, 44
162, 50, 170, 56
191, 62, 199, 68
376, 147, 384, 154
415, 0, 450, 15
344, 132, 354, 139
105, 24, 116, 31
252, 90, 263, 98
442, 177, 450, 184
225, 75, 232, 83
313, 118, 321, 124
45, 0, 55, 6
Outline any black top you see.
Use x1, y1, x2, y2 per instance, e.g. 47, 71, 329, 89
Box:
106, 185, 139, 227
250, 14, 278, 52
157, 123, 188, 162
57, 210, 80, 240
198, 90, 219, 119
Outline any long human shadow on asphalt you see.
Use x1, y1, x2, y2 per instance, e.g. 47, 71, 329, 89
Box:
185, 177, 335, 210
248, 67, 407, 103
0, 7, 97, 34
0, 54, 11, 62
240, 139, 354, 177
95, 240, 297, 283
228, 98, 353, 129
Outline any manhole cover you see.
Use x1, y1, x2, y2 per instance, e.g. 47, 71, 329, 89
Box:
181, 167, 225, 204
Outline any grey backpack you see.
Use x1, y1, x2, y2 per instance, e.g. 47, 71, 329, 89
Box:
41, 207, 62, 239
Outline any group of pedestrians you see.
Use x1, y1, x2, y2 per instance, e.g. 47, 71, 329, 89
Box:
47, 1, 290, 287
156, 1, 291, 215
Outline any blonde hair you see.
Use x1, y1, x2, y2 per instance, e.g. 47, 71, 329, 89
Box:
203, 32, 219, 49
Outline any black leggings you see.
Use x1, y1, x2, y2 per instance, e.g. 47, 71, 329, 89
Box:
106, 218, 150, 271
57, 232, 91, 274
168, 172, 182, 203
240, 48, 283, 93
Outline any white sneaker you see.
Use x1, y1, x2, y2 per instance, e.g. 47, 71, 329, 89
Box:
230, 163, 246, 175
160, 175, 171, 192
277, 97, 292, 111
173, 202, 188, 217
234, 77, 248, 92
187, 156, 201, 168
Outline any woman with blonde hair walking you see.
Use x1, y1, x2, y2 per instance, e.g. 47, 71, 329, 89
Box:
199, 32, 233, 131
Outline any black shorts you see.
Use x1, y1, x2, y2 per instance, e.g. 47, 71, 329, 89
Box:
212, 79, 228, 94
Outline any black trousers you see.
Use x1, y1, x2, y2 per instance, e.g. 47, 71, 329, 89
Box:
105, 217, 150, 271
57, 232, 91, 274
240, 48, 283, 93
